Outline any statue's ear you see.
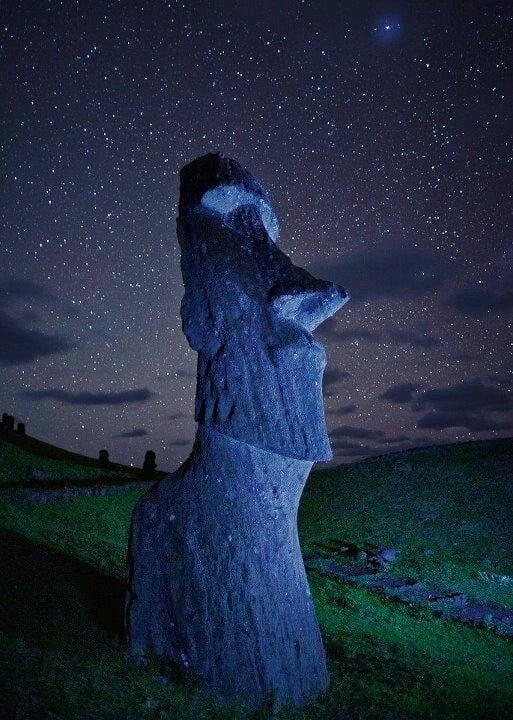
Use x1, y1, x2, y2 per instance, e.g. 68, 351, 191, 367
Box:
178, 215, 224, 355
180, 291, 223, 355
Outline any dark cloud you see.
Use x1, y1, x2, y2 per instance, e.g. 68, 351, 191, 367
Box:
332, 329, 378, 342
317, 321, 439, 348
330, 425, 385, 440
331, 403, 357, 415
0, 311, 73, 366
331, 439, 362, 450
414, 379, 512, 414
316, 319, 379, 344
489, 375, 513, 387
116, 427, 148, 438
453, 353, 476, 361
21, 309, 40, 323
387, 329, 440, 348
158, 370, 195, 382
414, 378, 513, 433
25, 388, 156, 405
412, 436, 434, 445
167, 412, 187, 420
0, 279, 57, 302
377, 435, 410, 444
336, 445, 375, 457
323, 368, 352, 386
0, 279, 81, 329
169, 439, 190, 447
447, 285, 513, 316
315, 317, 342, 342
379, 382, 419, 403
417, 412, 512, 432
309, 243, 447, 301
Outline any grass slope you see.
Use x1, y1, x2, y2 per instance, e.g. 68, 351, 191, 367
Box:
0, 439, 132, 486
300, 438, 513, 608
0, 437, 512, 719
2, 430, 130, 468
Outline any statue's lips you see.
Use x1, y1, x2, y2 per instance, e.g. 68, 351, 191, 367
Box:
266, 335, 327, 367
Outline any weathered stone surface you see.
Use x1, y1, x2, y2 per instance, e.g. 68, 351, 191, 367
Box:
125, 153, 348, 708
370, 546, 399, 570
378, 547, 399, 564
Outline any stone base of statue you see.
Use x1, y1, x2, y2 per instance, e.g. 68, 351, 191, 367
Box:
126, 426, 328, 708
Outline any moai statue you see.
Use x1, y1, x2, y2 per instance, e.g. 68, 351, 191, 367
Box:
0, 414, 7, 433
98, 449, 110, 468
16, 422, 26, 435
125, 154, 349, 709
4, 414, 15, 432
142, 450, 157, 474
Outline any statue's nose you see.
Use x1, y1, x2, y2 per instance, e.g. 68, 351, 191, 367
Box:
268, 266, 349, 332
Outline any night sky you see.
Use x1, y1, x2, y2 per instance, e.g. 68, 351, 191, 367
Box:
1, 0, 512, 470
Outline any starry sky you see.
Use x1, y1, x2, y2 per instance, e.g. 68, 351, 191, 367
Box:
1, 0, 512, 471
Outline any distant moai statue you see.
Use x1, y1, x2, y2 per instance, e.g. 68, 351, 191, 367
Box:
142, 450, 157, 474
2, 414, 15, 432
99, 449, 110, 468
16, 422, 26, 435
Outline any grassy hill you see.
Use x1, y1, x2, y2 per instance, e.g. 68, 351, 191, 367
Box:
300, 438, 513, 609
0, 432, 166, 485
0, 437, 512, 719
2, 428, 131, 468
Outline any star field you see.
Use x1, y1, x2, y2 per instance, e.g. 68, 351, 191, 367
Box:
1, 0, 512, 469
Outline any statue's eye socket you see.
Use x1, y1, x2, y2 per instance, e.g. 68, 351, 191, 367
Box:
200, 185, 279, 241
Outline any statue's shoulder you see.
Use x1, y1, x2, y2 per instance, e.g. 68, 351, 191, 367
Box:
133, 464, 190, 514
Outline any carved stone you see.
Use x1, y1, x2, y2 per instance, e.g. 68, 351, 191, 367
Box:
2, 414, 14, 432
142, 450, 157, 474
126, 153, 348, 708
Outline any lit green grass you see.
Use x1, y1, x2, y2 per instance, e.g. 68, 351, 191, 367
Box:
0, 441, 131, 486
0, 489, 142, 575
0, 438, 512, 719
299, 438, 513, 608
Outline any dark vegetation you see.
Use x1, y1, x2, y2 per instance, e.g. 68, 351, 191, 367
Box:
0, 436, 512, 719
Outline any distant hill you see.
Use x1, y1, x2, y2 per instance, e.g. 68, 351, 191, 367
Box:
0, 429, 166, 485
300, 436, 513, 608
1, 428, 132, 469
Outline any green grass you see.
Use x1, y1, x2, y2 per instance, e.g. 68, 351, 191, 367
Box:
0, 489, 140, 575
0, 437, 512, 719
299, 438, 513, 608
0, 440, 132, 486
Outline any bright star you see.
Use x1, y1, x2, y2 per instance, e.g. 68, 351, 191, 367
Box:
375, 15, 402, 43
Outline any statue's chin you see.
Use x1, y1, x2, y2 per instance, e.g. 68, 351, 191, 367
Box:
269, 443, 333, 463
200, 422, 332, 463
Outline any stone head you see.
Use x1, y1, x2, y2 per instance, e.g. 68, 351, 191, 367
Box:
177, 153, 348, 461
